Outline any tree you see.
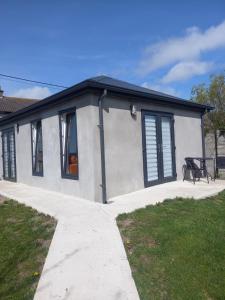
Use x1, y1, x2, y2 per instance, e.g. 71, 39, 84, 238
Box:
191, 72, 225, 134
191, 72, 225, 176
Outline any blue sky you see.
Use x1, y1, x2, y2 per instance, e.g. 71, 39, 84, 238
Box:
0, 0, 225, 99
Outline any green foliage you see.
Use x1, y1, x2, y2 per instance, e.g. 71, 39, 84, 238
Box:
117, 191, 225, 299
0, 199, 56, 300
191, 72, 225, 133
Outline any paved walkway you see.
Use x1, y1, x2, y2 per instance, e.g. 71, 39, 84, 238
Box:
0, 180, 224, 300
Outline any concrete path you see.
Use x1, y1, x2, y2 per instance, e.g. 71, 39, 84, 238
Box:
0, 181, 139, 300
106, 179, 225, 217
0, 180, 224, 300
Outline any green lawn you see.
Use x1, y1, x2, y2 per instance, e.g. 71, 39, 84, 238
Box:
0, 197, 56, 300
117, 191, 225, 300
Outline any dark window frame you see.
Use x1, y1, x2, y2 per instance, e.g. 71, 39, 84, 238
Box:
58, 107, 79, 180
31, 119, 44, 177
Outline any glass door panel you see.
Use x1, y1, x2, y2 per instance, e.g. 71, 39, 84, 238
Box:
2, 133, 9, 179
161, 117, 173, 178
2, 129, 16, 181
9, 131, 16, 179
144, 115, 159, 183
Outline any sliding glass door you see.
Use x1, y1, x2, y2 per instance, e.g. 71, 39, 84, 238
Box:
142, 111, 176, 186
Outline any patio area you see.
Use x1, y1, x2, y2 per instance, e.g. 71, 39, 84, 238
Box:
106, 179, 225, 217
0, 179, 224, 300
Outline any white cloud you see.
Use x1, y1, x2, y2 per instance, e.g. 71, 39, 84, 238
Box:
161, 61, 214, 83
142, 82, 179, 97
138, 20, 225, 75
12, 86, 51, 99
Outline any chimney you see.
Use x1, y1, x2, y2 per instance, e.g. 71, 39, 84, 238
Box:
0, 86, 3, 99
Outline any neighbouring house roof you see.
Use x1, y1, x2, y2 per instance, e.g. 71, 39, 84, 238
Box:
0, 76, 213, 126
0, 96, 38, 113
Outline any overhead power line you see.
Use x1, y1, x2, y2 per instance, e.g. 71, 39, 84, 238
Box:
0, 73, 68, 89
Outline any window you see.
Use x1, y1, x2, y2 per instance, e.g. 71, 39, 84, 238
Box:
59, 109, 78, 179
31, 120, 43, 176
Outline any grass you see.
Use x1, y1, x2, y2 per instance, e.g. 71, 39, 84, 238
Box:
0, 197, 56, 300
117, 191, 225, 300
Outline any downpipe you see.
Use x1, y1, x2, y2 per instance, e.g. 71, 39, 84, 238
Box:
98, 89, 107, 204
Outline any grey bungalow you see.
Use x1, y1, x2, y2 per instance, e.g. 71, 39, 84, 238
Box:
0, 76, 212, 203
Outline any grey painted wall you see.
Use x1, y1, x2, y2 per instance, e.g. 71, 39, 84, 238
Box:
0, 92, 203, 202
102, 95, 203, 199
0, 93, 102, 202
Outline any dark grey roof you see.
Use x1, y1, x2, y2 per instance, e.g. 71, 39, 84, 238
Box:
0, 96, 38, 113
0, 75, 213, 126
88, 75, 212, 109
89, 75, 182, 100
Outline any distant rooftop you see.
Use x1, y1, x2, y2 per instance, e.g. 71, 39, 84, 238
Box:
0, 88, 38, 113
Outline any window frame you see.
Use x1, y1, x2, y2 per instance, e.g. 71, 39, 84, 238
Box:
31, 119, 44, 177
58, 107, 79, 180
